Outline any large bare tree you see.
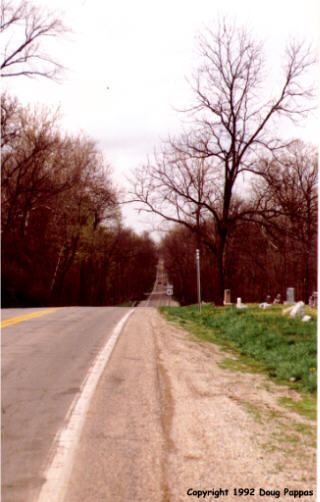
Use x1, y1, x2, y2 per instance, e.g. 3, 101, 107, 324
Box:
132, 19, 316, 303
1, 0, 68, 79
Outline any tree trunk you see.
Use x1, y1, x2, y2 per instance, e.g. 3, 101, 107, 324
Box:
217, 233, 227, 305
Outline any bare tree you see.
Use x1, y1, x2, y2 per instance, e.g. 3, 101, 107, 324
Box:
1, 0, 69, 79
132, 19, 316, 303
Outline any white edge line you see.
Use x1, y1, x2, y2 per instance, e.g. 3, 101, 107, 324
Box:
36, 308, 135, 502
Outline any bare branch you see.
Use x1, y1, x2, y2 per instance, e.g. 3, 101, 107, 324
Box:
1, 0, 70, 80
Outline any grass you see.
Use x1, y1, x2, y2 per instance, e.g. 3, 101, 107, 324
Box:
278, 396, 317, 421
217, 356, 265, 374
160, 303, 317, 395
292, 421, 316, 437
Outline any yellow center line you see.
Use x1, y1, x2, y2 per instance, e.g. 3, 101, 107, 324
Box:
1, 308, 62, 328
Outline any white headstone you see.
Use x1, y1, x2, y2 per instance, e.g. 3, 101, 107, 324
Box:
286, 287, 295, 303
289, 301, 305, 318
259, 302, 271, 309
236, 297, 247, 309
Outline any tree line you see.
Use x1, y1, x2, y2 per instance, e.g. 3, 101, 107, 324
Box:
1, 94, 157, 306
1, 0, 158, 307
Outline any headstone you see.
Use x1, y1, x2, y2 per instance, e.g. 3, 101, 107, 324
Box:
289, 301, 305, 318
223, 289, 232, 305
259, 302, 271, 309
309, 292, 318, 308
236, 297, 247, 309
286, 287, 295, 304
313, 292, 318, 308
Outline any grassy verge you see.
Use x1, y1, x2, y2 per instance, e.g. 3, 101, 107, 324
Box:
159, 303, 317, 395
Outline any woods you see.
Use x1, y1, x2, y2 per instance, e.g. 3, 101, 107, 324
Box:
1, 94, 157, 306
1, 2, 160, 308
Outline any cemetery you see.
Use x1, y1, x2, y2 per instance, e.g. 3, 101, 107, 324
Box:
224, 286, 317, 322
161, 294, 317, 394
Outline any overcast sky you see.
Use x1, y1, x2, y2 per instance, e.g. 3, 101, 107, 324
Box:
4, 0, 319, 234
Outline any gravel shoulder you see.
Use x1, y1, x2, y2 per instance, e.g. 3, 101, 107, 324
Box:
152, 308, 316, 501
64, 307, 317, 502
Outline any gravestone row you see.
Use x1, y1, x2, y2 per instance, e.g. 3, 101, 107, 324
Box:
222, 287, 317, 308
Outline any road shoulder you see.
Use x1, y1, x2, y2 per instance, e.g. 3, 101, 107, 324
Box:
64, 307, 316, 502
152, 308, 316, 501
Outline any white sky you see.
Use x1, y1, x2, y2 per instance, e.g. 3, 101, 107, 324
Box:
3, 0, 319, 235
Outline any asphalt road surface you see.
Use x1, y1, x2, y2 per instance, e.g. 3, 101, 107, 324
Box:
145, 284, 173, 308
142, 260, 174, 307
1, 306, 132, 502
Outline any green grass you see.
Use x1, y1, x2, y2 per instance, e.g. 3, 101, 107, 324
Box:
217, 356, 265, 374
160, 303, 317, 394
278, 396, 317, 421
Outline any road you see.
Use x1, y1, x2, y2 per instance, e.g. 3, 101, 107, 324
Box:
1, 306, 132, 502
142, 259, 174, 307
1, 293, 316, 501
1, 265, 174, 502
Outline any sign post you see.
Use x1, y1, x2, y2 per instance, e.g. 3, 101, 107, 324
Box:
196, 249, 201, 312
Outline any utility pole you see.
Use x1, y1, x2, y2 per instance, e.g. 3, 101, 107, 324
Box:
196, 249, 201, 312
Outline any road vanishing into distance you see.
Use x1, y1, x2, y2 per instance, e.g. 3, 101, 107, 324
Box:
144, 260, 173, 307
1, 263, 172, 502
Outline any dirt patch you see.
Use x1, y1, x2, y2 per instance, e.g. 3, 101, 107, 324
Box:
147, 308, 316, 502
